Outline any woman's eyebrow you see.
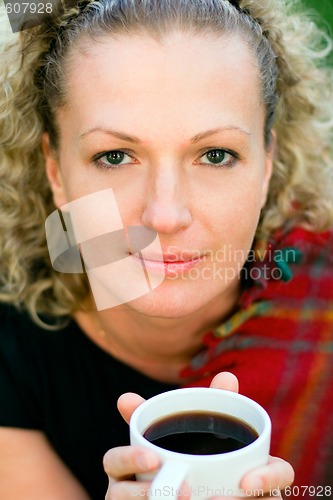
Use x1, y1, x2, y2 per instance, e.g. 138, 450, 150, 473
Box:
190, 127, 251, 143
79, 127, 140, 143
79, 126, 251, 143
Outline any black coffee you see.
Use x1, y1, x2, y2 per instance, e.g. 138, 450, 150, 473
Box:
143, 411, 258, 455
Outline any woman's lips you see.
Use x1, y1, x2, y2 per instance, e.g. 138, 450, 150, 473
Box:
129, 253, 206, 276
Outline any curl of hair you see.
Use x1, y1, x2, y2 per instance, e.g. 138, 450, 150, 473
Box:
0, 0, 332, 327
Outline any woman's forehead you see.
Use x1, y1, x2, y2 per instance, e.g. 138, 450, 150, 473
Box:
68, 30, 259, 80
61, 32, 264, 141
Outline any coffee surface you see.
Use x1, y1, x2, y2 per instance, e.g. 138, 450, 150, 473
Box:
143, 411, 258, 455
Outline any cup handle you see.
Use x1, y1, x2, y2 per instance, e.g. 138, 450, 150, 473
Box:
148, 460, 190, 500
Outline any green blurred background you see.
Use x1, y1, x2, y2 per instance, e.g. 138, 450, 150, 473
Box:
302, 0, 333, 33
302, 0, 333, 64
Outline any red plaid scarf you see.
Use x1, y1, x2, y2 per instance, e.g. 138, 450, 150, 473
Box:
180, 226, 333, 492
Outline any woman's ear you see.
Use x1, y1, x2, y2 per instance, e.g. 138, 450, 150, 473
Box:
42, 133, 68, 208
260, 129, 276, 209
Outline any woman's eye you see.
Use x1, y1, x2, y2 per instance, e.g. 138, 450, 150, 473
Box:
92, 148, 238, 169
199, 149, 238, 168
93, 150, 133, 169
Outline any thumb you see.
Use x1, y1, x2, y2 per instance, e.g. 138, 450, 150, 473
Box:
117, 392, 146, 424
209, 372, 239, 393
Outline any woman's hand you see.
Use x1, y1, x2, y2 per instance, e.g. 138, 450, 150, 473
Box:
103, 372, 294, 499
103, 390, 161, 499
209, 375, 294, 499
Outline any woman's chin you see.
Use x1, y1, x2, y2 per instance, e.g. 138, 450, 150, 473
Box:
115, 280, 221, 319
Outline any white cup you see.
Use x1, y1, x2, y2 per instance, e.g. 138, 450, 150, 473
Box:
130, 388, 271, 499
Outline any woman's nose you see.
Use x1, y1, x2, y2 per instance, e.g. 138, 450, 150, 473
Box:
140, 163, 192, 235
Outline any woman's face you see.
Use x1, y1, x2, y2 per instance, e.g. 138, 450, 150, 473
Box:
44, 31, 274, 318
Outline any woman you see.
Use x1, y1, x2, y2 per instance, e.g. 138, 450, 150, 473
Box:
0, 0, 332, 498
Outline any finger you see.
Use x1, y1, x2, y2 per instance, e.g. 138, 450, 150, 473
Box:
103, 445, 160, 480
240, 455, 295, 494
209, 372, 239, 393
106, 480, 151, 500
117, 392, 146, 424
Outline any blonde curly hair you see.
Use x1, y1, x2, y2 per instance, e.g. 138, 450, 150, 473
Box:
0, 0, 332, 327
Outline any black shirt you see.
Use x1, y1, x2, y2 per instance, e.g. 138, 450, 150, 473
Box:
0, 303, 177, 499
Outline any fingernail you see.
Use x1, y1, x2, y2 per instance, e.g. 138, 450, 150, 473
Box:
137, 452, 159, 470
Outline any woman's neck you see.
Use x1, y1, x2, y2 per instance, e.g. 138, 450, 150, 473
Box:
74, 283, 240, 384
